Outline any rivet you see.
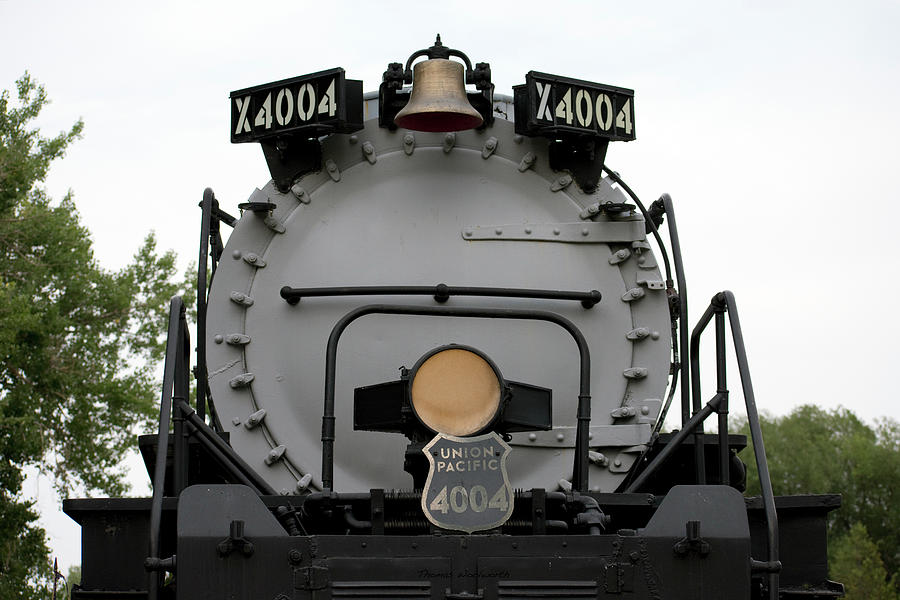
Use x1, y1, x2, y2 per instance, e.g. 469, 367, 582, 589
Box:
495, 228, 503, 235
361, 542, 367, 548
641, 406, 650, 415
614, 458, 622, 467
349, 135, 358, 144
618, 249, 629, 259
464, 230, 473, 237
651, 331, 660, 340
513, 134, 523, 143
231, 417, 241, 426
588, 432, 593, 440
512, 542, 518, 549
528, 433, 537, 441
562, 541, 568, 547
412, 542, 418, 549
553, 228, 561, 235
232, 250, 241, 260
581, 228, 590, 236
245, 254, 257, 263
214, 334, 223, 344
524, 226, 532, 234
556, 433, 565, 442
637, 256, 646, 265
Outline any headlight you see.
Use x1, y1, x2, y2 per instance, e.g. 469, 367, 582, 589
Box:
409, 346, 502, 436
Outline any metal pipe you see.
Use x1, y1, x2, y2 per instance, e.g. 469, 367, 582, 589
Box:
172, 316, 191, 495
175, 398, 278, 496
624, 393, 724, 493
722, 291, 779, 599
715, 306, 729, 486
689, 303, 717, 484
147, 297, 183, 600
281, 284, 601, 308
659, 194, 691, 429
320, 304, 592, 492
196, 188, 213, 423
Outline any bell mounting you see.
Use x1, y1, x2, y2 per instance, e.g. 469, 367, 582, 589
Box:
379, 35, 494, 132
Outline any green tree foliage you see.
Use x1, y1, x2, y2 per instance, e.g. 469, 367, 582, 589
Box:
740, 405, 900, 590
829, 523, 898, 600
0, 74, 192, 596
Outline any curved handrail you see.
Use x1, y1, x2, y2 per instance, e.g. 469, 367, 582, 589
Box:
320, 304, 592, 492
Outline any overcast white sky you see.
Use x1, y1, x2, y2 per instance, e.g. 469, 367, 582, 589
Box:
3, 0, 899, 577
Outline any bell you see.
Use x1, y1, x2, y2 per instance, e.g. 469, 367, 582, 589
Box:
394, 59, 483, 132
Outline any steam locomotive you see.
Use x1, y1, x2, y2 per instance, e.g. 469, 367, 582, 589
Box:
64, 38, 843, 600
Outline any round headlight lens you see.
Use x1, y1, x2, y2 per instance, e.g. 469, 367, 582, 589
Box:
410, 347, 502, 436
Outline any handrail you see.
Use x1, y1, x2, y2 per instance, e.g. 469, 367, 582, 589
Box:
147, 297, 186, 600
320, 304, 592, 492
624, 290, 780, 599
281, 283, 601, 308
690, 292, 780, 599
147, 295, 275, 600
196, 188, 235, 432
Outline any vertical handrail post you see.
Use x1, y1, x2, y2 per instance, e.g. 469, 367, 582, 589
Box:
172, 308, 191, 495
659, 194, 691, 427
689, 305, 716, 483
722, 291, 779, 599
147, 296, 185, 600
196, 188, 214, 424
714, 298, 729, 486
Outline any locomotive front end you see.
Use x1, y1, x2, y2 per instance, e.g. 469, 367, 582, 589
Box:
64, 37, 844, 600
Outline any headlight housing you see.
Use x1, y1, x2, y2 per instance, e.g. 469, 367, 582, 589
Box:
409, 345, 503, 437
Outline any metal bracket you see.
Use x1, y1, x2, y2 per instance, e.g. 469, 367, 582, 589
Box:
462, 221, 646, 243
548, 137, 610, 194
216, 520, 254, 558
673, 520, 711, 556
509, 423, 651, 448
259, 137, 322, 193
294, 564, 329, 590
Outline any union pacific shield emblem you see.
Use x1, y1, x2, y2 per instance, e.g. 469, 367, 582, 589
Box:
421, 432, 513, 533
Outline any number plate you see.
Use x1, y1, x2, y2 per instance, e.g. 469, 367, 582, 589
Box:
230, 67, 363, 143
513, 71, 635, 141
421, 432, 514, 533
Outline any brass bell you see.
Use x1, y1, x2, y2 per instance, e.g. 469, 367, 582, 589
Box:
394, 59, 483, 132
